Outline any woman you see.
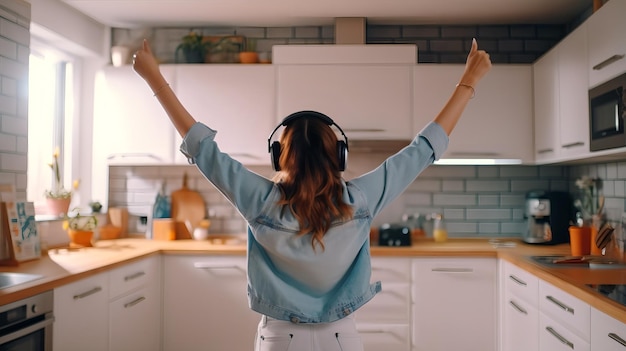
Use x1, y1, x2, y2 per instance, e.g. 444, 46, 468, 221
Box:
133, 38, 491, 351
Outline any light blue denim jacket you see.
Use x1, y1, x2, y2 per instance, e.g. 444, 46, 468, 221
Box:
179, 121, 448, 323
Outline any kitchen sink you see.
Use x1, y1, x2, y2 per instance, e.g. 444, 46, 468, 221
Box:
529, 255, 626, 269
0, 272, 43, 289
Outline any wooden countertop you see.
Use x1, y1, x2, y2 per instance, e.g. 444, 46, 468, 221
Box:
1, 237, 625, 324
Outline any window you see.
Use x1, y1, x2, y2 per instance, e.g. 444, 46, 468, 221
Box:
27, 41, 76, 207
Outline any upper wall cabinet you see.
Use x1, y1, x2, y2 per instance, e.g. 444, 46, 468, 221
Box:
274, 45, 416, 140
413, 64, 534, 163
587, 0, 626, 88
173, 65, 276, 165
533, 23, 589, 164
92, 65, 177, 207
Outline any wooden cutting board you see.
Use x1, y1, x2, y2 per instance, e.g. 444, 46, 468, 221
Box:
170, 173, 206, 240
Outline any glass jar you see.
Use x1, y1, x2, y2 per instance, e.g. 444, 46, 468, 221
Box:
433, 214, 448, 243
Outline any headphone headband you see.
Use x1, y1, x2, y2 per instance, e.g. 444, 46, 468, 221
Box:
267, 110, 349, 152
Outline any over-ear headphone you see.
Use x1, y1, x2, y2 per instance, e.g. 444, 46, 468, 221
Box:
268, 110, 349, 172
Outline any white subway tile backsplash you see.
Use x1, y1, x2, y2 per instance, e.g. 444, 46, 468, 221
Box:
510, 180, 550, 192
500, 166, 539, 178
2, 114, 26, 134
442, 180, 464, 192
478, 195, 499, 206
477, 166, 498, 178
0, 17, 29, 45
467, 180, 509, 192
434, 194, 476, 206
607, 163, 618, 179
466, 208, 511, 220
478, 222, 500, 234
1, 151, 25, 171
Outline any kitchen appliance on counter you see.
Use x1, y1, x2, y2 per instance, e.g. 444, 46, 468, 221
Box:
378, 223, 412, 247
589, 72, 626, 151
524, 190, 573, 245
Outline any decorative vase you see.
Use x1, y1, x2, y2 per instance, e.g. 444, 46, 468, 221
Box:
46, 197, 71, 217
68, 229, 94, 247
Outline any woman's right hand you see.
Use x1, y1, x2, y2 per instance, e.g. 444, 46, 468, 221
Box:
460, 38, 492, 88
132, 39, 162, 83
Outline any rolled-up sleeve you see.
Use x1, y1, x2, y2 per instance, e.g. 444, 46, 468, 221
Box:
417, 122, 449, 161
179, 122, 218, 163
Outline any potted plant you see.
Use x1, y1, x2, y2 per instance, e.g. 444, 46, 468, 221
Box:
45, 147, 78, 216
239, 37, 259, 64
175, 31, 211, 63
63, 208, 98, 247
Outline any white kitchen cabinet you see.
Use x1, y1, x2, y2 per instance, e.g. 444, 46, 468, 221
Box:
108, 256, 161, 351
162, 255, 259, 351
533, 48, 561, 163
540, 312, 590, 351
92, 65, 177, 208
500, 260, 540, 351
174, 65, 276, 165
587, 0, 626, 88
557, 23, 590, 160
276, 65, 414, 140
411, 257, 497, 351
591, 307, 626, 351
539, 279, 591, 340
413, 65, 533, 163
53, 272, 110, 351
355, 257, 411, 351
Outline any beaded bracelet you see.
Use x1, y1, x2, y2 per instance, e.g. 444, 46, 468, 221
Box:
456, 83, 475, 99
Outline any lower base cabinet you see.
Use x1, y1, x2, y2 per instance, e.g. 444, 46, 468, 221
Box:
162, 255, 259, 351
539, 312, 590, 351
411, 258, 497, 351
591, 307, 626, 351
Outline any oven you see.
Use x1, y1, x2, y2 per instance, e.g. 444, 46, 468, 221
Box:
0, 291, 53, 351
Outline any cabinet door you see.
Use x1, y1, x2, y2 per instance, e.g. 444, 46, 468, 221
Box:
53, 273, 109, 351
558, 23, 590, 159
109, 255, 160, 300
533, 49, 561, 162
412, 258, 497, 351
277, 65, 414, 140
587, 0, 626, 88
502, 292, 540, 351
539, 280, 590, 340
591, 307, 626, 351
175, 65, 276, 165
92, 65, 177, 207
109, 284, 161, 351
413, 65, 533, 163
162, 255, 259, 351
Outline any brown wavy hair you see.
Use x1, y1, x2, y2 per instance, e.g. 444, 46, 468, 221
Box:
273, 116, 353, 250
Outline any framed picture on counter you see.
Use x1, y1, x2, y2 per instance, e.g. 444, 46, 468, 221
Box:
0, 201, 41, 265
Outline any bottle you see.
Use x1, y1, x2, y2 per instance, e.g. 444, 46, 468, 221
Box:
433, 214, 448, 243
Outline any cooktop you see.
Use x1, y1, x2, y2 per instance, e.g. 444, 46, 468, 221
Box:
586, 284, 626, 307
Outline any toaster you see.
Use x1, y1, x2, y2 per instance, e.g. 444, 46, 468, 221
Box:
378, 224, 412, 247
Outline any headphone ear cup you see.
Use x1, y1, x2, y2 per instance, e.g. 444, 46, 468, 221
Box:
270, 141, 282, 171
337, 141, 347, 171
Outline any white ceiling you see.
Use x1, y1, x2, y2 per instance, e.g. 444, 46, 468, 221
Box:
61, 0, 593, 28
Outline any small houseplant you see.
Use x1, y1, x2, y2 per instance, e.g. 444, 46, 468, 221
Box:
63, 208, 98, 247
175, 31, 211, 63
239, 37, 258, 63
45, 147, 78, 216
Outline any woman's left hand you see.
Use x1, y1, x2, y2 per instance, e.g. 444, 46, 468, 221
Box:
132, 39, 161, 83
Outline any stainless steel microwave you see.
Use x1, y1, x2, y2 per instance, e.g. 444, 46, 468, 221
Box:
590, 72, 626, 151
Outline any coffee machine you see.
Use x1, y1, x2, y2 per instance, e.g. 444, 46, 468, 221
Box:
523, 190, 573, 244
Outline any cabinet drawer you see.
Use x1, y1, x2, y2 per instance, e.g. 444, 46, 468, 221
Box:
109, 285, 161, 351
354, 282, 410, 324
109, 256, 159, 299
370, 257, 411, 283
539, 280, 590, 341
591, 307, 626, 351
502, 291, 539, 351
540, 312, 590, 351
503, 261, 539, 306
357, 323, 410, 351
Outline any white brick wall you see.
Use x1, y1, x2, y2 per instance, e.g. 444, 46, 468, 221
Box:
0, 0, 29, 201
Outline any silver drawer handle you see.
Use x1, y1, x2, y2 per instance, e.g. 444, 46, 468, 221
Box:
537, 148, 554, 154
124, 296, 146, 309
124, 271, 146, 281
509, 300, 528, 315
431, 268, 473, 273
593, 54, 625, 70
546, 295, 574, 314
73, 286, 103, 300
609, 333, 626, 347
509, 274, 527, 286
562, 142, 585, 148
546, 327, 574, 349
194, 262, 245, 272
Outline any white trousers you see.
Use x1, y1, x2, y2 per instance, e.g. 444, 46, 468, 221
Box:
254, 315, 364, 351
